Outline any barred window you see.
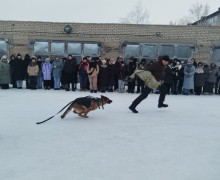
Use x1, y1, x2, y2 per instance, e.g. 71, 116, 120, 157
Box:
34, 42, 49, 55
67, 43, 81, 56
158, 45, 175, 59
83, 43, 100, 57
51, 42, 65, 55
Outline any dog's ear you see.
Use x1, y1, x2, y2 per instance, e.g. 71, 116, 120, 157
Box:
101, 95, 106, 99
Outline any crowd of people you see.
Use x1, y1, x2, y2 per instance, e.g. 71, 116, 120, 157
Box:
163, 58, 220, 95
0, 53, 220, 97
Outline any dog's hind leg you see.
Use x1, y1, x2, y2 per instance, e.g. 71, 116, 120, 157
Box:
82, 110, 90, 118
78, 113, 88, 118
61, 107, 72, 119
73, 110, 78, 114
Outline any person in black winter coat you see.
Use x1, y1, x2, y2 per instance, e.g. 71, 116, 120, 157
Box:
99, 59, 108, 93
136, 58, 147, 93
13, 54, 26, 89
127, 57, 137, 93
194, 62, 205, 95
118, 60, 127, 93
107, 58, 116, 92
114, 56, 124, 90
36, 56, 43, 89
215, 66, 220, 94
62, 54, 78, 91
164, 62, 174, 94
175, 61, 184, 94
24, 54, 31, 89
78, 57, 89, 91
9, 55, 16, 88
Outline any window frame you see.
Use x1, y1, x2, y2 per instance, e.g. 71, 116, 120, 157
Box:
122, 42, 195, 63
50, 41, 65, 56
33, 41, 49, 55
140, 43, 158, 60
31, 40, 101, 59
174, 44, 194, 60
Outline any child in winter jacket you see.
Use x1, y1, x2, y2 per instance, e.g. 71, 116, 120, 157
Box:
27, 57, 39, 90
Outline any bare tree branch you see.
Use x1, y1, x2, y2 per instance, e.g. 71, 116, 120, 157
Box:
171, 2, 210, 25
189, 2, 210, 21
119, 0, 149, 24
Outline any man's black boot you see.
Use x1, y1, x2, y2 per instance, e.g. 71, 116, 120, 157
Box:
158, 103, 168, 108
129, 105, 138, 113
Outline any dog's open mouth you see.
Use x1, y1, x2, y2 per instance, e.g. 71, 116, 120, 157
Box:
108, 100, 113, 104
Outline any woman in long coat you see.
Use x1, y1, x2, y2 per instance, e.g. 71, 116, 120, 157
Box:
107, 58, 116, 92
182, 59, 196, 95
99, 59, 108, 93
9, 55, 16, 88
204, 63, 219, 94
0, 55, 11, 89
194, 62, 205, 95
78, 57, 89, 91
13, 54, 26, 89
52, 57, 63, 90
87, 59, 99, 93
62, 55, 78, 91
42, 58, 52, 89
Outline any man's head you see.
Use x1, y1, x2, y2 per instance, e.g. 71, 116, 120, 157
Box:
161, 55, 170, 65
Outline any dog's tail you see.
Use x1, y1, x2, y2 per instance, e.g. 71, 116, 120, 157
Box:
36, 100, 75, 125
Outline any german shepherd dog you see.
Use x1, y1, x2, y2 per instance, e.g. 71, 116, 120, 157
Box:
36, 95, 112, 124
60, 95, 112, 119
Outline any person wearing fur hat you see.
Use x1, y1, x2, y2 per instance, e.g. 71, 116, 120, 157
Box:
0, 55, 11, 89
129, 55, 170, 113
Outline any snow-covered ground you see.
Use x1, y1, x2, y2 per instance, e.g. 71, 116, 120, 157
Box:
0, 88, 220, 180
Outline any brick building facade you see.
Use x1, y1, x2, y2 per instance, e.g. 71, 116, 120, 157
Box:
0, 20, 220, 64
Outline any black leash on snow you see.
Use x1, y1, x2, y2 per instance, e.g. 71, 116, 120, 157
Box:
36, 101, 74, 125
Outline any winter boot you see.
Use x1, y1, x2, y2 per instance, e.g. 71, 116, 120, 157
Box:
158, 103, 168, 108
129, 105, 138, 113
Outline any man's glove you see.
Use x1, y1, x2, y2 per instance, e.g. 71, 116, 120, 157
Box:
126, 76, 134, 82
